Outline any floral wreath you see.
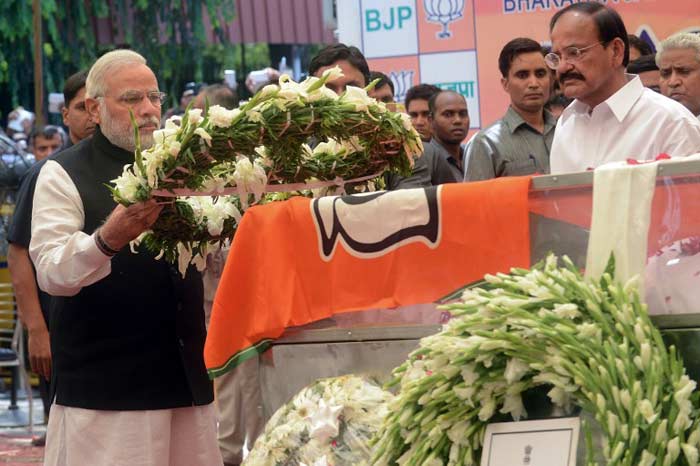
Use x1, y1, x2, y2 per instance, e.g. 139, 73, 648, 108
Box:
244, 375, 393, 466
110, 67, 424, 273
371, 255, 700, 466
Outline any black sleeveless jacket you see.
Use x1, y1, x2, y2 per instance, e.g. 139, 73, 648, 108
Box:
48, 127, 213, 410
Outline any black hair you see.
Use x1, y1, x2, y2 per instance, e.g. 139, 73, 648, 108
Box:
29, 125, 64, 145
626, 54, 659, 74
628, 34, 653, 56
369, 71, 394, 94
550, 2, 630, 67
199, 84, 239, 109
498, 37, 546, 77
308, 43, 370, 86
405, 83, 441, 111
63, 70, 89, 107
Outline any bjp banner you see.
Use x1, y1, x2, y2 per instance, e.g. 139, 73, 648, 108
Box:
337, 0, 700, 134
205, 178, 531, 377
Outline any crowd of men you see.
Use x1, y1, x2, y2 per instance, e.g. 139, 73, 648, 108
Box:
2, 2, 700, 466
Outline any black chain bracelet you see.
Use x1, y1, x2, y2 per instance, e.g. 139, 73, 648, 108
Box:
95, 229, 120, 257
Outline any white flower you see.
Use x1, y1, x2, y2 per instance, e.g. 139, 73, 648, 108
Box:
552, 303, 580, 319
313, 138, 345, 157
278, 77, 308, 101
399, 112, 414, 132
689, 428, 700, 447
341, 86, 373, 112
655, 419, 669, 444
112, 165, 146, 203
186, 108, 204, 125
547, 386, 573, 411
168, 140, 181, 157
129, 230, 151, 254
639, 450, 656, 466
152, 126, 178, 145
342, 136, 363, 154
638, 399, 658, 424
307, 85, 338, 102
682, 443, 699, 465
194, 127, 212, 146
619, 389, 632, 411
607, 412, 619, 436
322, 65, 344, 83
460, 365, 479, 385
500, 392, 526, 421
176, 242, 193, 277
202, 177, 226, 194
640, 342, 652, 370
667, 437, 681, 463
247, 109, 264, 122
278, 87, 302, 102
634, 322, 648, 344
577, 322, 601, 341
477, 398, 496, 421
675, 375, 696, 404
208, 105, 237, 128
258, 84, 279, 99
232, 156, 268, 206
446, 421, 470, 444
504, 358, 529, 384
308, 399, 343, 442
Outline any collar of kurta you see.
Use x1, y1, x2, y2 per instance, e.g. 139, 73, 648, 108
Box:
561, 74, 644, 123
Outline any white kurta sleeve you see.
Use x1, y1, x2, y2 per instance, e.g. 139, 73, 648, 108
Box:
29, 160, 112, 296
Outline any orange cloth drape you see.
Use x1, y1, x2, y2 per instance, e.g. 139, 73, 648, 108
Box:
205, 178, 532, 377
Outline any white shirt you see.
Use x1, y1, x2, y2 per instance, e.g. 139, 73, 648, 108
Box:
551, 75, 700, 174
29, 160, 112, 297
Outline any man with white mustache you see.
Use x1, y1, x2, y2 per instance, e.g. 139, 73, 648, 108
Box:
29, 49, 222, 466
548, 2, 700, 174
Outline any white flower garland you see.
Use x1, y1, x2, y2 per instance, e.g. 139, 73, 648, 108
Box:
110, 67, 423, 271
371, 255, 700, 466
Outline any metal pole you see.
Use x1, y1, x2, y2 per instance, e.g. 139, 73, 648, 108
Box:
33, 0, 44, 126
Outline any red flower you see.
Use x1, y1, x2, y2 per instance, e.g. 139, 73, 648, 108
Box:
680, 237, 700, 256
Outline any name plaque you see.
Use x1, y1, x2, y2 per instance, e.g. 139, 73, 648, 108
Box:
480, 417, 580, 466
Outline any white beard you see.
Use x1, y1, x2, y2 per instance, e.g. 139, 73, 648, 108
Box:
99, 104, 157, 152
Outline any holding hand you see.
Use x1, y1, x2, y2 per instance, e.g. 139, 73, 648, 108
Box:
98, 200, 164, 253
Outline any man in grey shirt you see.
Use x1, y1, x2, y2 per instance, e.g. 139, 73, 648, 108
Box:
466, 38, 556, 181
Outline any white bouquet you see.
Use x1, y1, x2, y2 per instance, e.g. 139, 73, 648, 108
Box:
245, 375, 394, 466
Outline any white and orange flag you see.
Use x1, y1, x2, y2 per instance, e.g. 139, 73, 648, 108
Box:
205, 178, 532, 377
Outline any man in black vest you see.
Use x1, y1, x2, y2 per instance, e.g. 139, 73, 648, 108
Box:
8, 69, 94, 448
29, 49, 222, 466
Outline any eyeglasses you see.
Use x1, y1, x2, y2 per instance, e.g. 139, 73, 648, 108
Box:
101, 90, 168, 106
544, 42, 606, 70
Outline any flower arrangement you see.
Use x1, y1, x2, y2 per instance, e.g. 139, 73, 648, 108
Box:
370, 255, 700, 466
111, 68, 423, 272
244, 375, 394, 466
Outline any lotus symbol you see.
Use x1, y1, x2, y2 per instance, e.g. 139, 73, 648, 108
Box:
424, 0, 465, 39
389, 70, 414, 103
